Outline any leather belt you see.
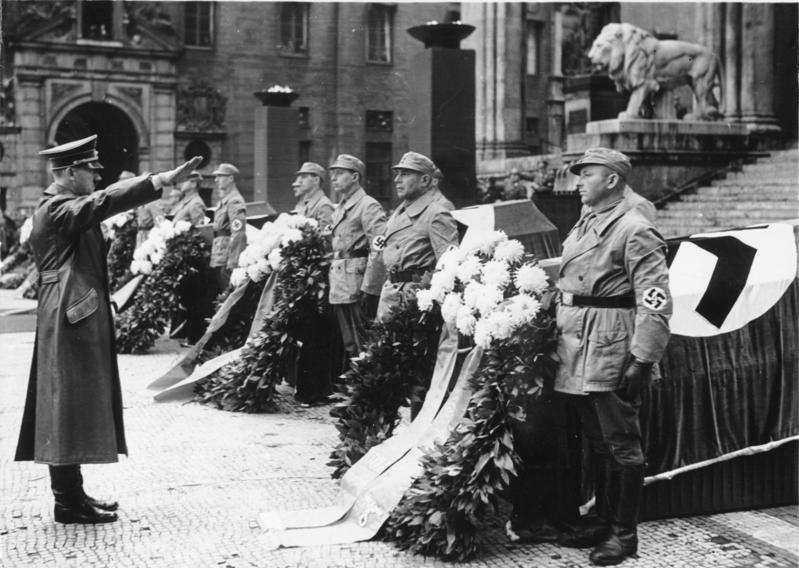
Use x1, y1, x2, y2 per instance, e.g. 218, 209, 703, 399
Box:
388, 266, 433, 284
561, 292, 635, 309
333, 248, 369, 260
40, 270, 59, 285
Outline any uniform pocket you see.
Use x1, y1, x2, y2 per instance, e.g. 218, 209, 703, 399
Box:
584, 328, 629, 384
66, 288, 99, 324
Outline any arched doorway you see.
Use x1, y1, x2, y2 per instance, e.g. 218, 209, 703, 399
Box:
55, 102, 138, 188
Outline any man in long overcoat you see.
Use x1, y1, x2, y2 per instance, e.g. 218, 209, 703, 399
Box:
15, 134, 201, 524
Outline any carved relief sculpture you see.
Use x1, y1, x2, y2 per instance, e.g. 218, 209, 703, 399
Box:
176, 80, 227, 132
589, 23, 724, 121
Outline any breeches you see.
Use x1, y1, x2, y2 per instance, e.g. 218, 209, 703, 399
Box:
570, 391, 644, 467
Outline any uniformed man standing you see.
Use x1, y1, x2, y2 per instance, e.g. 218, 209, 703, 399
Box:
290, 161, 338, 403
554, 148, 672, 566
171, 171, 206, 226
328, 154, 387, 358
292, 162, 334, 229
209, 163, 247, 293
15, 135, 200, 524
376, 152, 458, 322
128, 169, 165, 247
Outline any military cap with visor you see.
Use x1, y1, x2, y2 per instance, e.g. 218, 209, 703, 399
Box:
328, 154, 365, 179
295, 162, 327, 181
40, 135, 103, 170
568, 147, 632, 180
392, 151, 436, 176
211, 163, 240, 176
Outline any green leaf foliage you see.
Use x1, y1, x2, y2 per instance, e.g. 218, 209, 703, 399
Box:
115, 229, 208, 353
384, 310, 558, 561
327, 300, 442, 479
193, 227, 330, 412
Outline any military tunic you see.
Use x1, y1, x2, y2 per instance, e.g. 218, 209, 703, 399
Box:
376, 190, 458, 321
328, 187, 387, 304
210, 188, 247, 270
295, 189, 334, 229
171, 193, 206, 226
555, 190, 672, 395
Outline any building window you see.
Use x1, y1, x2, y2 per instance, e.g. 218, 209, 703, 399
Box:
365, 110, 393, 132
185, 1, 214, 47
526, 21, 542, 76
280, 3, 309, 55
365, 142, 393, 203
299, 141, 311, 164
366, 4, 394, 63
298, 107, 310, 129
80, 0, 114, 40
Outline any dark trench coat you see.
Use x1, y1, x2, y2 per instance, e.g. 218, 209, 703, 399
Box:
15, 175, 162, 465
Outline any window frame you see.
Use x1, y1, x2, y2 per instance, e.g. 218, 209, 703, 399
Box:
279, 2, 310, 57
184, 1, 215, 49
366, 4, 394, 65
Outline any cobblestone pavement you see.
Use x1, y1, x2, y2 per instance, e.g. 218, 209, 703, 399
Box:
1, 328, 797, 568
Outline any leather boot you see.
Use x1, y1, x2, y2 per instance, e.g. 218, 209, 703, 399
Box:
559, 454, 614, 548
50, 465, 118, 524
77, 468, 119, 511
589, 464, 644, 566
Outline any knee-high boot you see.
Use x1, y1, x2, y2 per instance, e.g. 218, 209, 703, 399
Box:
50, 465, 117, 525
559, 453, 614, 548
76, 467, 119, 511
589, 464, 644, 566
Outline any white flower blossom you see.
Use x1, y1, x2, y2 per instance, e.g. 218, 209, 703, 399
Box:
267, 248, 283, 270
455, 254, 481, 284
462, 281, 485, 310
132, 247, 147, 262
138, 260, 153, 275
174, 220, 192, 234
440, 292, 462, 325
474, 284, 503, 316
230, 267, 248, 287
436, 245, 465, 271
485, 310, 514, 341
515, 264, 549, 295
473, 319, 493, 348
477, 230, 508, 257
481, 260, 511, 289
493, 239, 525, 263
150, 250, 164, 266
507, 294, 542, 327
429, 267, 456, 301
280, 228, 303, 246
416, 289, 434, 312
455, 305, 477, 336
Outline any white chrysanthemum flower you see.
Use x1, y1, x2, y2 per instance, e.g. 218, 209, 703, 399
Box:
507, 294, 542, 327
156, 220, 175, 240
493, 239, 525, 263
416, 289, 434, 312
303, 217, 319, 230
473, 318, 493, 348
485, 309, 514, 341
259, 221, 276, 234
429, 267, 456, 301
247, 262, 265, 282
280, 228, 303, 246
174, 220, 191, 234
130, 260, 141, 274
230, 267, 248, 287
436, 245, 464, 271
462, 281, 485, 310
481, 260, 511, 289
475, 284, 503, 316
132, 247, 147, 262
440, 292, 462, 325
455, 254, 481, 284
455, 305, 476, 336
478, 230, 508, 257
138, 260, 153, 275
150, 250, 164, 266
515, 264, 549, 295
267, 248, 283, 270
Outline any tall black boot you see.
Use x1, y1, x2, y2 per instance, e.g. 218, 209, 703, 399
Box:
559, 454, 614, 548
50, 465, 117, 524
77, 467, 119, 512
589, 464, 644, 566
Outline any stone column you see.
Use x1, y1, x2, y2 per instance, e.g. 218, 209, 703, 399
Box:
723, 3, 741, 122
462, 2, 527, 161
16, 75, 46, 208
739, 3, 780, 135
547, 6, 565, 150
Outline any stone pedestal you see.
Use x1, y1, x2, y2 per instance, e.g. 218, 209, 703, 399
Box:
408, 47, 477, 208
253, 97, 299, 214
565, 119, 750, 202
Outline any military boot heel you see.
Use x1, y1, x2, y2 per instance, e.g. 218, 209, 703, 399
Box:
589, 464, 644, 566
54, 499, 118, 524
559, 455, 614, 548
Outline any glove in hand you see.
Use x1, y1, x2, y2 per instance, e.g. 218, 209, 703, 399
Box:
618, 356, 653, 401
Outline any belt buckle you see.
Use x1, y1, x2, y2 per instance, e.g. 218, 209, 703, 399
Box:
562, 291, 574, 306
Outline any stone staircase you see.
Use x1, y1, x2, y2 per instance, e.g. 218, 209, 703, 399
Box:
656, 148, 799, 238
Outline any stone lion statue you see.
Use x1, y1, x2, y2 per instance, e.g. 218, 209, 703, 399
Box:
588, 23, 723, 121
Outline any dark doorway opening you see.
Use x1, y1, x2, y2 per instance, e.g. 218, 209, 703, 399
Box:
55, 102, 138, 189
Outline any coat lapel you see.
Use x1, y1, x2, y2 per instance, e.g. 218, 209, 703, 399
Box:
331, 187, 364, 231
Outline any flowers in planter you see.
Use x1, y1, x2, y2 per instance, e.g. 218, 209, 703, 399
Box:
229, 213, 318, 287
417, 230, 550, 348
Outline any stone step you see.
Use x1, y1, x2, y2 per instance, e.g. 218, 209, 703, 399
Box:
708, 181, 798, 191
677, 194, 798, 204
764, 150, 799, 162
738, 164, 799, 177
661, 199, 798, 210
721, 173, 798, 184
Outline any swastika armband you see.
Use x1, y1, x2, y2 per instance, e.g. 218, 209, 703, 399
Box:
231, 219, 243, 232
642, 286, 668, 310
372, 235, 387, 251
